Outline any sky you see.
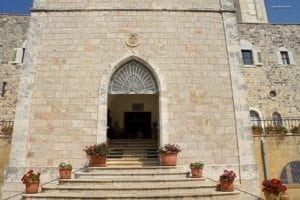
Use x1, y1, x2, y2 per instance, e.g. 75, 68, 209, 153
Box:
0, 0, 299, 23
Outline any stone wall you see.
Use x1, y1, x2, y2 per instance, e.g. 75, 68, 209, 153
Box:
2, 0, 258, 197
253, 135, 300, 199
234, 0, 268, 23
239, 24, 300, 118
0, 15, 30, 121
0, 136, 12, 198
33, 0, 221, 10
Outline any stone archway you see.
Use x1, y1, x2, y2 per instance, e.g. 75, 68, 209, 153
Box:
107, 60, 159, 140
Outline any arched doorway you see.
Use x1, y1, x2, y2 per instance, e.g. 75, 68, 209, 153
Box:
107, 60, 159, 141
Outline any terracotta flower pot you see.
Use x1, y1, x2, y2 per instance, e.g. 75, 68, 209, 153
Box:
280, 193, 290, 200
59, 168, 72, 179
219, 178, 234, 192
89, 155, 107, 167
25, 182, 39, 194
264, 191, 280, 200
190, 167, 203, 178
160, 153, 177, 166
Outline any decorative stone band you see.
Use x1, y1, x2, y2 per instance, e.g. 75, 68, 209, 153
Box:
30, 8, 236, 13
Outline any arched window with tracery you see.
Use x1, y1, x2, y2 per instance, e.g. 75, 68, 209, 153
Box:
272, 112, 282, 127
250, 110, 261, 127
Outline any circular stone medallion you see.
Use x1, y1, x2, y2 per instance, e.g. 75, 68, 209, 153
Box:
125, 33, 140, 47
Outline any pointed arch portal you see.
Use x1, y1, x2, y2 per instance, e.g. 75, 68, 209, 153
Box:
109, 61, 158, 95
107, 60, 159, 140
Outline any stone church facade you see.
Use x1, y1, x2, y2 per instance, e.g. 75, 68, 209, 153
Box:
1, 0, 299, 199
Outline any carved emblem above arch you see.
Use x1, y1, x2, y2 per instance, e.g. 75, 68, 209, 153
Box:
109, 61, 158, 94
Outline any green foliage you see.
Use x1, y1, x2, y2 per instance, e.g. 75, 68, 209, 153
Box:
83, 143, 110, 156
1, 126, 13, 135
265, 126, 288, 135
158, 144, 181, 153
290, 125, 300, 134
252, 126, 263, 135
21, 170, 41, 185
190, 161, 204, 169
59, 162, 72, 169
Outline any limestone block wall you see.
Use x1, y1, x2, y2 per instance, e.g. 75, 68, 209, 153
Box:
234, 0, 268, 23
33, 0, 221, 10
0, 136, 12, 198
253, 135, 300, 199
239, 24, 300, 118
0, 15, 30, 121
19, 10, 239, 168
3, 0, 259, 198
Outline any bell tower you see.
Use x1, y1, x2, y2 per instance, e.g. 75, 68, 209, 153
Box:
234, 0, 268, 23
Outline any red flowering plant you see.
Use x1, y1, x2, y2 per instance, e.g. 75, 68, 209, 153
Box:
262, 178, 287, 195
158, 144, 181, 153
21, 170, 41, 185
220, 170, 236, 182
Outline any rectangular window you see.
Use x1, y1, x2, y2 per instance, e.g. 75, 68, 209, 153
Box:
242, 50, 254, 65
280, 51, 290, 65
1, 82, 7, 97
11, 48, 25, 64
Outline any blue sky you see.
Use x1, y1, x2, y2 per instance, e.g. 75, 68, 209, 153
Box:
0, 0, 299, 23
265, 0, 300, 24
0, 0, 33, 15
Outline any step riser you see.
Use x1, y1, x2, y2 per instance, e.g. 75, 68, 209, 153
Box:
79, 167, 184, 173
59, 180, 206, 187
42, 187, 217, 195
23, 195, 240, 200
75, 173, 189, 179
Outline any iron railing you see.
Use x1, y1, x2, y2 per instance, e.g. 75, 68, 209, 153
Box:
251, 118, 300, 134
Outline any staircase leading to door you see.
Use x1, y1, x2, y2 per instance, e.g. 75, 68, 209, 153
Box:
22, 166, 240, 200
107, 139, 159, 166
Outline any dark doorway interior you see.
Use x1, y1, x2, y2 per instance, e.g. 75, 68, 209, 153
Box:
124, 112, 151, 139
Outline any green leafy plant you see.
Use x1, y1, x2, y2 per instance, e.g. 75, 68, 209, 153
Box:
265, 125, 288, 135
290, 125, 300, 134
1, 126, 13, 135
158, 144, 181, 154
252, 126, 263, 135
21, 170, 41, 185
83, 143, 110, 156
190, 161, 204, 169
59, 162, 72, 169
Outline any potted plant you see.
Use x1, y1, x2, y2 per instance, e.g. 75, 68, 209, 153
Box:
190, 161, 204, 178
1, 125, 13, 135
262, 178, 288, 200
84, 143, 110, 167
158, 144, 181, 166
21, 169, 41, 194
219, 170, 236, 192
290, 125, 300, 134
252, 125, 263, 135
265, 126, 288, 135
59, 162, 72, 179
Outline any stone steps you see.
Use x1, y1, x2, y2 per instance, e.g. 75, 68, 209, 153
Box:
41, 184, 218, 195
107, 139, 158, 166
75, 171, 189, 179
58, 177, 206, 187
23, 191, 240, 200
22, 166, 240, 200
84, 166, 183, 173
